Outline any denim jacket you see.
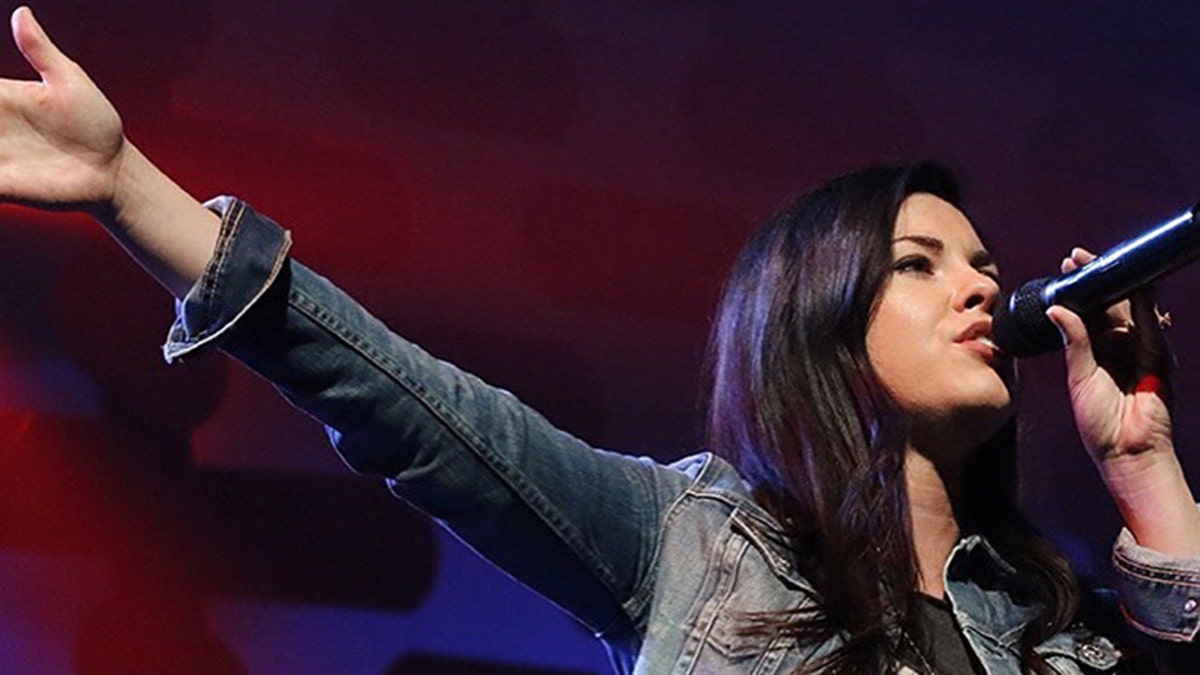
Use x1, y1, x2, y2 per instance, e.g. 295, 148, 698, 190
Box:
164, 199, 1200, 674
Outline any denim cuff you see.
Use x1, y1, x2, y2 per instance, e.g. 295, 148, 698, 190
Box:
1112, 525, 1200, 642
162, 196, 292, 363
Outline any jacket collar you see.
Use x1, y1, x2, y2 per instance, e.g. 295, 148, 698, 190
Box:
944, 534, 1044, 645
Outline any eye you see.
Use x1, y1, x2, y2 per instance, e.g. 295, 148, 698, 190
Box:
893, 255, 933, 275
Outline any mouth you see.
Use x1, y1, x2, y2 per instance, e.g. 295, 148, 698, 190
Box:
974, 334, 999, 351
956, 323, 1007, 361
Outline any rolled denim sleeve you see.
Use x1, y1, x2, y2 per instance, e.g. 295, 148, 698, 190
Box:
1111, 523, 1200, 674
1112, 528, 1200, 642
162, 198, 687, 644
164, 196, 293, 363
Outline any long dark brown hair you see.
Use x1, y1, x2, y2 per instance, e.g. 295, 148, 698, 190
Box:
705, 163, 1079, 673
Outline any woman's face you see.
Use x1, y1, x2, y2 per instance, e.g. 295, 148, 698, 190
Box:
866, 193, 1015, 439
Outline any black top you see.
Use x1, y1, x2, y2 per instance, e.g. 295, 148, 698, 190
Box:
898, 594, 986, 674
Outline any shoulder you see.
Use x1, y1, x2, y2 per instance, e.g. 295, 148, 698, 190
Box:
666, 451, 749, 493
663, 451, 777, 522
657, 451, 806, 581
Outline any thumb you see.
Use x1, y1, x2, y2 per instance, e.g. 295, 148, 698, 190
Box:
1046, 305, 1097, 386
11, 6, 70, 84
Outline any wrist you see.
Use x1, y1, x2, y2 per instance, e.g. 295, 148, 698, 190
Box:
96, 138, 143, 224
1100, 450, 1200, 558
85, 140, 222, 298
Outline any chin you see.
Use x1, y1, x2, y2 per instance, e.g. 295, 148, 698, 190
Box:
968, 389, 1015, 424
957, 392, 1016, 445
975, 365, 1016, 406
921, 383, 1014, 446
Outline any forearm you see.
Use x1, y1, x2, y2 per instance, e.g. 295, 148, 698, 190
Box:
93, 141, 221, 299
1100, 449, 1200, 559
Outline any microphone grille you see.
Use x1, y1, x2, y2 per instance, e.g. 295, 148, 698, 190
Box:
992, 277, 1061, 357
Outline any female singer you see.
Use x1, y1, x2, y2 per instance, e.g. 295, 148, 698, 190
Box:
1, 7, 1197, 673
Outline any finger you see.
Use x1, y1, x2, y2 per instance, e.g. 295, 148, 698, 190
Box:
1046, 305, 1098, 386
11, 7, 69, 84
1128, 285, 1172, 367
1102, 298, 1135, 333
1060, 247, 1096, 274
1064, 249, 1136, 331
1071, 247, 1097, 265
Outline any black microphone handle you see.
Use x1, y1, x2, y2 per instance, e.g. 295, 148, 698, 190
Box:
993, 204, 1200, 358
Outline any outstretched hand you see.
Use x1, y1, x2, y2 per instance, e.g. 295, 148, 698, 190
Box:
0, 6, 125, 213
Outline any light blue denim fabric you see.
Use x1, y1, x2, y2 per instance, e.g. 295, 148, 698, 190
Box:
164, 198, 1200, 674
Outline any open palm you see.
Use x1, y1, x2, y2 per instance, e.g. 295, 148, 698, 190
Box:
0, 7, 125, 212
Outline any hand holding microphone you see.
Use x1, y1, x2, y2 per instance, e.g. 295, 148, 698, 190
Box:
993, 203, 1200, 357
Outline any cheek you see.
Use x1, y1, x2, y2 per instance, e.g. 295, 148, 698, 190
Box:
868, 344, 935, 410
866, 301, 964, 413
865, 307, 929, 400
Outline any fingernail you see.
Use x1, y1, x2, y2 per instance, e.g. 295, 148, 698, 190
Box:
1045, 307, 1068, 345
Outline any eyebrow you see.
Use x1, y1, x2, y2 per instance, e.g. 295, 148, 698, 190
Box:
893, 235, 997, 270
893, 234, 943, 252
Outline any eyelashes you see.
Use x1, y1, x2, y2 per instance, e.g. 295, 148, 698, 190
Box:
893, 255, 933, 275
892, 255, 1002, 284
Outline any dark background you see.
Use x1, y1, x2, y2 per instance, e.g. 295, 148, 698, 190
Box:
0, 1, 1198, 672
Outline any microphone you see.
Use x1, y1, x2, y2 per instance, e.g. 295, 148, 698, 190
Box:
993, 203, 1200, 357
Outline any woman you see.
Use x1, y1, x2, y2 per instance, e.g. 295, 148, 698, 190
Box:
707, 165, 1198, 672
0, 7, 1197, 673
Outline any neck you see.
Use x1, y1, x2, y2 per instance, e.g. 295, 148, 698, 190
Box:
905, 446, 967, 599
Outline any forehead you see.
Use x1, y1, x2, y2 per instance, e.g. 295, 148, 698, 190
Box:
893, 193, 984, 249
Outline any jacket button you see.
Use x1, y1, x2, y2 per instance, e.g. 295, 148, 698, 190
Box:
1184, 597, 1198, 614
1075, 636, 1117, 668
1077, 642, 1103, 661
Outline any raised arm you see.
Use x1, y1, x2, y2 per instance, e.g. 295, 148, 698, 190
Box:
1046, 247, 1200, 559
0, 6, 219, 297
2, 7, 687, 646
1047, 247, 1200, 669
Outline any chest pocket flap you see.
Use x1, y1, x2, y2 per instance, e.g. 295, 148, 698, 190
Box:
1035, 627, 1122, 672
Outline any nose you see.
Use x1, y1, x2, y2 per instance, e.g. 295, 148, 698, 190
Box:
953, 268, 1000, 313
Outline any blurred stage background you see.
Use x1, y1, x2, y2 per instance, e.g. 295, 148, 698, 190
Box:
0, 1, 1198, 673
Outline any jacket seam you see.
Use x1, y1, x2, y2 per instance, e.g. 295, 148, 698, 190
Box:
622, 454, 714, 635
200, 199, 242, 310
1117, 607, 1197, 642
287, 285, 629, 624
1113, 550, 1200, 585
165, 222, 292, 362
